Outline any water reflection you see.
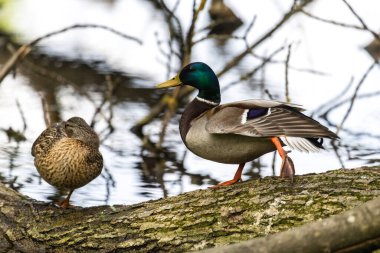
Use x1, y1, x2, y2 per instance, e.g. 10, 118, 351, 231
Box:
0, 0, 379, 207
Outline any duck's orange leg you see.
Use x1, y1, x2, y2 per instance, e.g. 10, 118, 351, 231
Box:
271, 137, 295, 181
212, 163, 245, 188
57, 189, 74, 208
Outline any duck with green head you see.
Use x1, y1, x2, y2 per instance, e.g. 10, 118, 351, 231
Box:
157, 62, 338, 186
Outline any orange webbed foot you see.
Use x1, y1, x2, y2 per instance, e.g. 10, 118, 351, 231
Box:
56, 199, 74, 208
279, 155, 295, 182
55, 190, 75, 208
271, 137, 296, 182
210, 163, 245, 188
210, 177, 242, 188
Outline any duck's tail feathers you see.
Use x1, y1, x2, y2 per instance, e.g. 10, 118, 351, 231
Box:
280, 137, 324, 153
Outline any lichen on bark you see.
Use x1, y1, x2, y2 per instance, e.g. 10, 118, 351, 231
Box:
0, 166, 380, 252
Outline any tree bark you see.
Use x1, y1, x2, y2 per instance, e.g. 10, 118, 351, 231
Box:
1, 166, 380, 252
199, 185, 380, 253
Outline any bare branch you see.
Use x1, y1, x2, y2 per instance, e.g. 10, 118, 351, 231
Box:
217, 0, 313, 77
311, 77, 354, 118
221, 45, 286, 93
301, 10, 364, 30
336, 61, 377, 135
28, 24, 142, 47
341, 0, 380, 41
284, 44, 292, 103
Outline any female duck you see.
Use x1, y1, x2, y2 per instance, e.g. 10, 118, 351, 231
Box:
157, 62, 338, 186
32, 117, 103, 207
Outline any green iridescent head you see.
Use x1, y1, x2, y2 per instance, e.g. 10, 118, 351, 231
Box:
157, 62, 221, 103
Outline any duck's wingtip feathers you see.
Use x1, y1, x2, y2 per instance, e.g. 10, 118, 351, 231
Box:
280, 137, 324, 153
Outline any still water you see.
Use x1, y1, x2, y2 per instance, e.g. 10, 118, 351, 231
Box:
0, 0, 379, 207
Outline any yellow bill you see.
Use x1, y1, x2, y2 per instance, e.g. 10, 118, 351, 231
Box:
156, 74, 182, 88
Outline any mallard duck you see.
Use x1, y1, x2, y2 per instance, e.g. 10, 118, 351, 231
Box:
156, 62, 338, 186
32, 117, 103, 207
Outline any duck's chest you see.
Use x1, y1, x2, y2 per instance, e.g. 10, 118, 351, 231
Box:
184, 116, 275, 164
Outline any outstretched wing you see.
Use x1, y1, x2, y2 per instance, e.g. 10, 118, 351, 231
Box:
204, 99, 338, 139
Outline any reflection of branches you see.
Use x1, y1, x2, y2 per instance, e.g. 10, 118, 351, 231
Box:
0, 98, 28, 193
318, 61, 378, 136
316, 60, 379, 169
1, 100, 27, 142
318, 61, 377, 135
16, 100, 27, 132
184, 0, 206, 64
217, 0, 313, 77
341, 0, 380, 42
252, 50, 329, 76
242, 16, 257, 51
136, 0, 380, 192
157, 0, 206, 148
221, 45, 286, 92
335, 61, 377, 135
311, 77, 354, 118
0, 24, 142, 84
284, 44, 292, 103
331, 140, 345, 169
159, 0, 185, 62
91, 75, 118, 142
134, 1, 314, 139
320, 89, 380, 126
100, 166, 116, 205
301, 10, 364, 30
301, 0, 380, 42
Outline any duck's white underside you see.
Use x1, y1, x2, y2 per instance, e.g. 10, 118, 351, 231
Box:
185, 116, 322, 164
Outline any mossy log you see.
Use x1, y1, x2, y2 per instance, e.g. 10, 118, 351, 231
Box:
1, 166, 380, 252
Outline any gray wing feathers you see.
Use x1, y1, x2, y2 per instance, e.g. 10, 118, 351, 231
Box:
205, 105, 337, 139
222, 99, 304, 110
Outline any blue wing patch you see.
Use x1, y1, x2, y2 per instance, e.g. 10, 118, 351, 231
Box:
247, 108, 268, 120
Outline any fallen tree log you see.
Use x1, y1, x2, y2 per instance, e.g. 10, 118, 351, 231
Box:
0, 166, 380, 252
199, 184, 380, 253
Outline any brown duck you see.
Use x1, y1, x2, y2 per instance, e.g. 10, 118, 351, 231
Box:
32, 117, 103, 207
156, 62, 339, 186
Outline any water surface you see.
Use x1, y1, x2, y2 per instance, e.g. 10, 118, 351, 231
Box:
0, 0, 379, 207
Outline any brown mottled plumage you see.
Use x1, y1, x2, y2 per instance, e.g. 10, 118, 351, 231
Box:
32, 117, 103, 208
